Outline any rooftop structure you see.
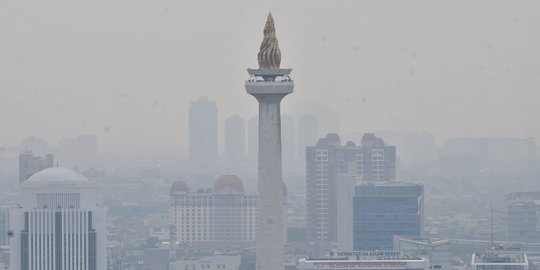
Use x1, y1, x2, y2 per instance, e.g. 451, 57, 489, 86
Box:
298, 251, 429, 270
471, 251, 528, 270
393, 237, 451, 270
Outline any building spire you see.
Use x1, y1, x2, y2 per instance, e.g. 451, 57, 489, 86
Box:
257, 12, 282, 69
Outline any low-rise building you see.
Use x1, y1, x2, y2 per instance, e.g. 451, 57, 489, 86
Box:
471, 251, 528, 270
176, 254, 241, 270
298, 251, 429, 270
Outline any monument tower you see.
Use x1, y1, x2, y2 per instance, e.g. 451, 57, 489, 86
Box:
245, 13, 294, 270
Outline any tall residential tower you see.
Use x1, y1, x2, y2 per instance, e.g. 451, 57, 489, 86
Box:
306, 133, 396, 248
189, 96, 218, 167
245, 13, 293, 270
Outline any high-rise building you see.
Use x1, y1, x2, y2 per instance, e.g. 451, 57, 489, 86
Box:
245, 13, 293, 270
225, 115, 246, 163
18, 150, 54, 184
306, 133, 396, 246
169, 175, 257, 244
19, 136, 50, 157
336, 174, 359, 251
189, 96, 218, 167
297, 114, 319, 160
353, 182, 423, 250
359, 134, 397, 181
10, 167, 107, 270
306, 134, 341, 246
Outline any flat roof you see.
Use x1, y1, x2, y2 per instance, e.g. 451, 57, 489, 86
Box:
472, 253, 527, 265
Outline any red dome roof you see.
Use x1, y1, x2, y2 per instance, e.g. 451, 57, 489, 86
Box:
170, 180, 188, 193
214, 175, 244, 193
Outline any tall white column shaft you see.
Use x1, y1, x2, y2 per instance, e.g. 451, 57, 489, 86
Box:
256, 94, 286, 270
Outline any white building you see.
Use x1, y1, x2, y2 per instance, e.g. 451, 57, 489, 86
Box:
336, 174, 360, 251
298, 251, 429, 270
170, 175, 257, 244
10, 167, 107, 270
471, 251, 528, 270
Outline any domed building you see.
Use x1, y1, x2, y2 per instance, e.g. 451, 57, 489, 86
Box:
213, 175, 244, 194
169, 175, 257, 245
170, 180, 189, 194
10, 167, 107, 270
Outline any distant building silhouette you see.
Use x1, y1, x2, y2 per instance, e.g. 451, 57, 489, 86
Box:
297, 114, 319, 160
224, 115, 246, 163
19, 136, 50, 157
353, 182, 423, 250
18, 150, 54, 184
189, 97, 218, 167
281, 115, 296, 164
306, 133, 396, 247
440, 137, 537, 177
56, 135, 97, 169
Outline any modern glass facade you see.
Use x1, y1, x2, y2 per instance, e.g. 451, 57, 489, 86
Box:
353, 183, 423, 250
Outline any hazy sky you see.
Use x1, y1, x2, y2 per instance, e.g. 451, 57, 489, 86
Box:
1, 0, 539, 154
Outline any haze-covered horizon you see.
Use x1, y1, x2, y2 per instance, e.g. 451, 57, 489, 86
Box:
1, 0, 539, 154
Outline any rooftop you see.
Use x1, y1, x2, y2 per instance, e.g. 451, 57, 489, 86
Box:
25, 167, 88, 183
473, 253, 527, 265
305, 251, 424, 261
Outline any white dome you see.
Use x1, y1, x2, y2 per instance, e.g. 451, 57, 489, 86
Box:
26, 167, 88, 183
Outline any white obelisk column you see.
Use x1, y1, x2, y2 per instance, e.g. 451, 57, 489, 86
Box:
245, 13, 294, 270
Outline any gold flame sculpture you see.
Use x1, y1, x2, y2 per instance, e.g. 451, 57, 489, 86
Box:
257, 12, 282, 69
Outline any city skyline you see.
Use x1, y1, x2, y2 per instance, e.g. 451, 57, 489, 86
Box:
1, 3, 540, 270
2, 1, 540, 152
